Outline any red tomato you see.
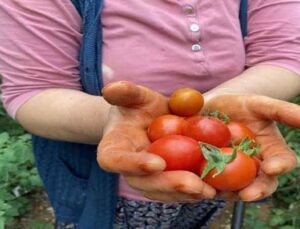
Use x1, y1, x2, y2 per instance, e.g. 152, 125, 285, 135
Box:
168, 88, 204, 117
227, 122, 256, 146
148, 135, 203, 172
147, 115, 188, 142
184, 116, 231, 147
253, 156, 261, 171
199, 147, 257, 191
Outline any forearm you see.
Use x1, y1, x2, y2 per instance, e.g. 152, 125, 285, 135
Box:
205, 65, 300, 101
16, 89, 111, 144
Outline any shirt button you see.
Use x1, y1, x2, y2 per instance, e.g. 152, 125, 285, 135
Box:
190, 23, 200, 32
192, 44, 202, 52
183, 5, 194, 15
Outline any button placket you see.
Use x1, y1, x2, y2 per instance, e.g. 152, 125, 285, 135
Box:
183, 4, 195, 16
188, 17, 203, 58
190, 23, 200, 32
179, 1, 204, 59
192, 44, 202, 52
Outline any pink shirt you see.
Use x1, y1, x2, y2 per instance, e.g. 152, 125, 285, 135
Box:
1, 0, 300, 201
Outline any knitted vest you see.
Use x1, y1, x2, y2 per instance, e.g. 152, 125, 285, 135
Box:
32, 1, 248, 228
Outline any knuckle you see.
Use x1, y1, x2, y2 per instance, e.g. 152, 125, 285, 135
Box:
172, 174, 200, 192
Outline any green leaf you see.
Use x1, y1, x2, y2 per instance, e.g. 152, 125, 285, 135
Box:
235, 138, 260, 157
199, 143, 234, 178
0, 132, 9, 147
200, 162, 216, 179
269, 215, 285, 226
3, 206, 19, 217
0, 190, 14, 201
0, 200, 11, 211
29, 175, 43, 188
213, 162, 225, 177
280, 226, 296, 229
224, 148, 237, 163
0, 216, 5, 229
31, 220, 53, 229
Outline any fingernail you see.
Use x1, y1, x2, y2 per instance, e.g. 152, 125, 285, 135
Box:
141, 158, 166, 173
202, 185, 216, 198
243, 193, 262, 202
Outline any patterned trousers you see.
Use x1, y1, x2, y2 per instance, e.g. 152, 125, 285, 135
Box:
55, 197, 225, 229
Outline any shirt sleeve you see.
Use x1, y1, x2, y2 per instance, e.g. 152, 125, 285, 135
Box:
0, 0, 82, 118
245, 0, 300, 75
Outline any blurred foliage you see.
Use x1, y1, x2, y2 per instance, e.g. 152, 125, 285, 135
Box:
0, 103, 43, 229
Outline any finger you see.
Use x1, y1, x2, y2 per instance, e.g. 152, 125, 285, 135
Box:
256, 125, 298, 175
247, 96, 300, 128
102, 81, 169, 115
141, 191, 204, 203
125, 171, 216, 199
98, 131, 165, 175
238, 172, 278, 202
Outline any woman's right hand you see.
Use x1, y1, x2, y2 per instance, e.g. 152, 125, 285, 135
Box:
97, 81, 216, 203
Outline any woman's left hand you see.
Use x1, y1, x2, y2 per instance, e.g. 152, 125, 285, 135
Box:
204, 94, 300, 201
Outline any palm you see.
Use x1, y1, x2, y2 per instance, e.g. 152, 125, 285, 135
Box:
204, 94, 300, 200
98, 81, 170, 174
97, 82, 218, 202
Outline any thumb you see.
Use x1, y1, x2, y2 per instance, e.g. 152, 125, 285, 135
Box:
102, 81, 169, 115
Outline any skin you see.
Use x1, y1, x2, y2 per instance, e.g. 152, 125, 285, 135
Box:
16, 64, 300, 203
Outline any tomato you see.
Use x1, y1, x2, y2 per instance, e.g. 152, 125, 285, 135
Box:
148, 135, 203, 172
199, 147, 257, 191
168, 88, 204, 117
147, 115, 188, 142
227, 121, 256, 146
253, 156, 261, 171
184, 116, 231, 147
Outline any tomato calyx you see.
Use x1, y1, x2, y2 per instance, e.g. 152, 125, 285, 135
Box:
235, 138, 261, 157
199, 143, 237, 179
202, 111, 230, 124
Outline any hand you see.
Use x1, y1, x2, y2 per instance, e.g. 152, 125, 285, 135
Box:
204, 94, 300, 201
97, 81, 216, 202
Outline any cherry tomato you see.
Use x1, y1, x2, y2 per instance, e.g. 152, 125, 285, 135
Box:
168, 88, 204, 117
253, 156, 261, 171
184, 116, 231, 147
199, 147, 257, 191
147, 115, 188, 142
148, 135, 203, 172
227, 121, 256, 146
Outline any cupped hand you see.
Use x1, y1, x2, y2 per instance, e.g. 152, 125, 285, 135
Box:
204, 94, 300, 201
97, 81, 216, 203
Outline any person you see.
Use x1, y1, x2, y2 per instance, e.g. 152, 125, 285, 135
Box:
0, 0, 300, 228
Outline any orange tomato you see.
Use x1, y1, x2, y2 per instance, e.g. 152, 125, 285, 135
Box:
168, 88, 204, 117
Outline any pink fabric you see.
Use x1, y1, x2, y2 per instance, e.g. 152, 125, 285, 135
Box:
0, 1, 82, 116
1, 0, 300, 201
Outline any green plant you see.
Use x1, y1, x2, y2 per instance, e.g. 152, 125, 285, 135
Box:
0, 103, 43, 228
30, 220, 53, 229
